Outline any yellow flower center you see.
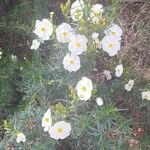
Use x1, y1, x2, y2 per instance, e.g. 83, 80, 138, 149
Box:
69, 59, 75, 65
100, 18, 106, 26
63, 32, 68, 37
17, 133, 23, 136
75, 8, 82, 19
41, 27, 46, 32
111, 31, 116, 35
94, 11, 101, 17
44, 117, 49, 123
76, 42, 81, 48
81, 86, 87, 92
108, 43, 113, 48
57, 128, 63, 134
75, 8, 81, 15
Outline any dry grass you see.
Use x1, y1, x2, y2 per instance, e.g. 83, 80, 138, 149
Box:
119, 1, 150, 80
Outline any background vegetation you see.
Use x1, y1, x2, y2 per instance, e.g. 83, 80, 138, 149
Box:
0, 0, 149, 149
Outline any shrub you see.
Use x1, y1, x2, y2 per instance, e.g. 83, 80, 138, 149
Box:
0, 0, 149, 149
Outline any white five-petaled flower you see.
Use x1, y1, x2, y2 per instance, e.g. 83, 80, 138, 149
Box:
30, 39, 40, 50
142, 91, 150, 101
49, 121, 71, 140
115, 64, 123, 77
90, 4, 104, 24
70, 0, 84, 21
125, 80, 134, 91
76, 77, 93, 101
56, 23, 75, 43
68, 34, 88, 55
63, 53, 81, 72
16, 133, 26, 143
96, 97, 103, 106
42, 109, 52, 132
104, 23, 122, 40
102, 35, 121, 56
103, 70, 112, 80
33, 19, 53, 41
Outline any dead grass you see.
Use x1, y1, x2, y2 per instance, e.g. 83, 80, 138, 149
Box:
119, 1, 150, 81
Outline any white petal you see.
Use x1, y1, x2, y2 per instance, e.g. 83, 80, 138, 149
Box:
56, 23, 75, 43
16, 133, 26, 143
77, 91, 92, 101
102, 35, 121, 56
103, 70, 112, 80
104, 23, 122, 38
92, 32, 99, 39
49, 121, 71, 140
68, 34, 88, 55
70, 0, 84, 21
142, 91, 150, 100
115, 64, 123, 77
96, 97, 103, 106
33, 19, 53, 41
63, 53, 81, 72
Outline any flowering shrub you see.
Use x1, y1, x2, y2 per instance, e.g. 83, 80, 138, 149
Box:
1, 0, 149, 149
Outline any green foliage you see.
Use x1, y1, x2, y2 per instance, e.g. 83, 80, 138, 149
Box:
0, 0, 53, 115
33, 0, 50, 19
0, 56, 22, 117
0, 0, 149, 149
60, 0, 71, 19
0, 0, 35, 120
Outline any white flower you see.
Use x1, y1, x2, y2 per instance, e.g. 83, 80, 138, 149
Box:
30, 39, 40, 50
115, 64, 123, 77
125, 80, 134, 91
33, 19, 53, 41
42, 109, 52, 132
16, 133, 26, 143
104, 24, 122, 39
90, 4, 104, 24
49, 121, 71, 140
70, 0, 84, 21
11, 55, 17, 61
103, 70, 112, 80
96, 97, 103, 106
63, 53, 81, 72
142, 91, 150, 101
102, 35, 121, 56
68, 34, 88, 55
56, 23, 75, 43
92, 32, 99, 40
76, 77, 93, 101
